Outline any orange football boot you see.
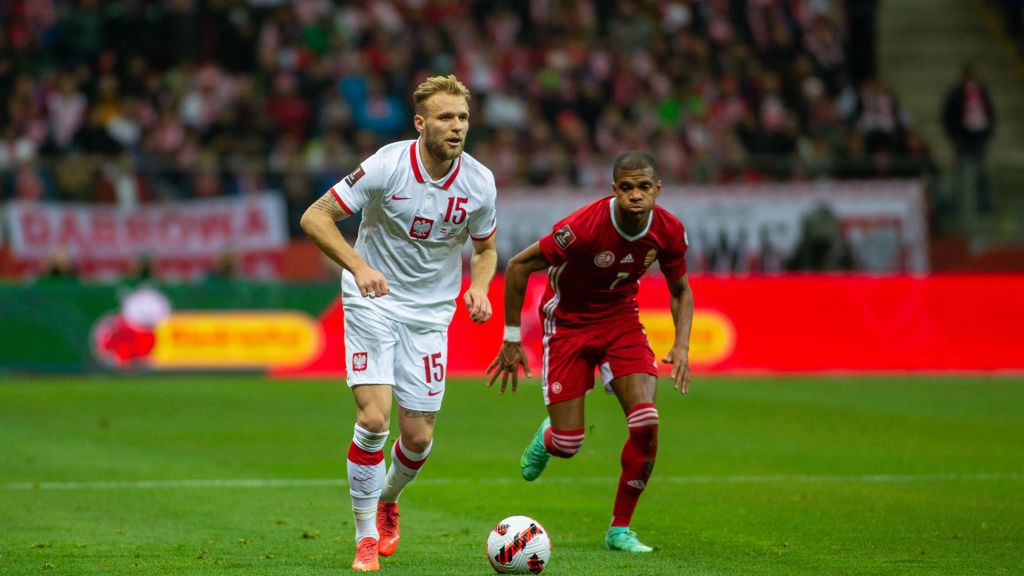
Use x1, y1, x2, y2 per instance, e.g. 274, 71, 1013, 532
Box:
377, 502, 400, 556
351, 537, 380, 571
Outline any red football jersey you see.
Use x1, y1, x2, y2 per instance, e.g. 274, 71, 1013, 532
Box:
537, 196, 688, 326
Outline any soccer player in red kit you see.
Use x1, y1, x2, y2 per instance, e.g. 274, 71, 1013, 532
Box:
487, 151, 694, 552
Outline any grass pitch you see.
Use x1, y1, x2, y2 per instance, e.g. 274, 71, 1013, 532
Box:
1, 375, 1022, 575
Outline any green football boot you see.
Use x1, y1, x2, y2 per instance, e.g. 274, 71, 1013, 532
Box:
605, 527, 654, 552
519, 417, 552, 481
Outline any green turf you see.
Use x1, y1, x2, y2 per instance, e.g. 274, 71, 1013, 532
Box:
1, 375, 1022, 575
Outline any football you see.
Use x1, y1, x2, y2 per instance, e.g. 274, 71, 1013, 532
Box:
486, 515, 552, 574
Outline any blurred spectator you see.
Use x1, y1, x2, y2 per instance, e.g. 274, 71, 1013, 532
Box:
53, 152, 96, 201
942, 64, 997, 213
786, 205, 856, 272
34, 246, 80, 283
46, 72, 87, 150
125, 252, 155, 285
205, 249, 239, 283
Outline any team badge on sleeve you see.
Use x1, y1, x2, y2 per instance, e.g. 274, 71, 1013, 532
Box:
553, 225, 576, 250
344, 165, 366, 187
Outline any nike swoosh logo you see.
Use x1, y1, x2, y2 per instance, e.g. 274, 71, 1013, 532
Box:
391, 194, 411, 200
427, 389, 443, 397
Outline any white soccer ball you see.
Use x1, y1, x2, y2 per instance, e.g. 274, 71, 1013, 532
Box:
486, 515, 552, 574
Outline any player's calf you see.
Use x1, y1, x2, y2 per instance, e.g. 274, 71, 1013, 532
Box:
521, 418, 585, 481
544, 426, 585, 458
610, 403, 659, 528
348, 424, 389, 543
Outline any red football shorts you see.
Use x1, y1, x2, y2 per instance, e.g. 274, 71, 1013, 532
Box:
541, 319, 657, 405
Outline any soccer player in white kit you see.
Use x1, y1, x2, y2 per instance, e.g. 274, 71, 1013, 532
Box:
300, 75, 498, 572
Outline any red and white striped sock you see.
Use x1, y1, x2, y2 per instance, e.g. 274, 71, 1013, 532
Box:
611, 403, 659, 527
347, 424, 388, 542
544, 427, 585, 458
380, 437, 432, 503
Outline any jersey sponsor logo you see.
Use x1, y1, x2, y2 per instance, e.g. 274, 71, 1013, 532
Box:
621, 253, 635, 264
643, 249, 658, 268
351, 352, 368, 372
409, 216, 435, 240
550, 381, 563, 394
391, 193, 411, 201
344, 165, 366, 187
594, 251, 615, 268
553, 225, 576, 250
427, 389, 443, 397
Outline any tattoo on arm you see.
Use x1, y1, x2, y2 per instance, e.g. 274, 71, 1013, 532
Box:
311, 192, 348, 221
401, 408, 437, 422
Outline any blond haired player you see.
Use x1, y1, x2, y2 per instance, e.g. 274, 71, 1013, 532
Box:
301, 75, 498, 571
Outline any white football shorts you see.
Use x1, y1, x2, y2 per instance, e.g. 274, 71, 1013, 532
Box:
343, 302, 447, 411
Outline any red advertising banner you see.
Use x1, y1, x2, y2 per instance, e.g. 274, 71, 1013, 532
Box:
274, 274, 1024, 378
2, 194, 288, 279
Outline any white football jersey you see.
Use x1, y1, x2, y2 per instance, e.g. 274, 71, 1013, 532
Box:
330, 139, 498, 330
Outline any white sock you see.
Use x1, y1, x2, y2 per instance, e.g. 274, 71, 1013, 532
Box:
353, 506, 377, 542
347, 424, 389, 542
380, 438, 432, 503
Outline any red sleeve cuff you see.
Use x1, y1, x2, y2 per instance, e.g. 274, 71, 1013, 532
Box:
330, 186, 355, 215
471, 226, 496, 241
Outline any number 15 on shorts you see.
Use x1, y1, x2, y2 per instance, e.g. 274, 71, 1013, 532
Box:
422, 352, 445, 384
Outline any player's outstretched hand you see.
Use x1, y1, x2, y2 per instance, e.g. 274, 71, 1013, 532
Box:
486, 342, 531, 395
661, 347, 690, 394
463, 286, 492, 325
353, 265, 389, 299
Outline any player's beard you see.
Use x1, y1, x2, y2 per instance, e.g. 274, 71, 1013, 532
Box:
423, 125, 464, 163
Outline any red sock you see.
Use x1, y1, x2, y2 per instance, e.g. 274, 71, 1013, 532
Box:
544, 427, 584, 458
611, 403, 659, 527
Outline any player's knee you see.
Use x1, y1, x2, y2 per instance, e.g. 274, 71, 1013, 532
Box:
401, 432, 433, 454
549, 428, 585, 458
630, 425, 658, 457
356, 412, 390, 435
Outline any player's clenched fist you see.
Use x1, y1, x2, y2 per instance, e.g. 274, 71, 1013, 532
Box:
352, 266, 389, 299
463, 287, 492, 324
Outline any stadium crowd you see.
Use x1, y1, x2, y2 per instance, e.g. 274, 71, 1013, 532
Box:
1, 0, 932, 236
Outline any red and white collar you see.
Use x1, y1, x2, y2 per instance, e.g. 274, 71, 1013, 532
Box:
409, 139, 461, 189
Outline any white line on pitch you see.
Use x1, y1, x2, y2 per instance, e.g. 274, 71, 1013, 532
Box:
2, 473, 1019, 492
